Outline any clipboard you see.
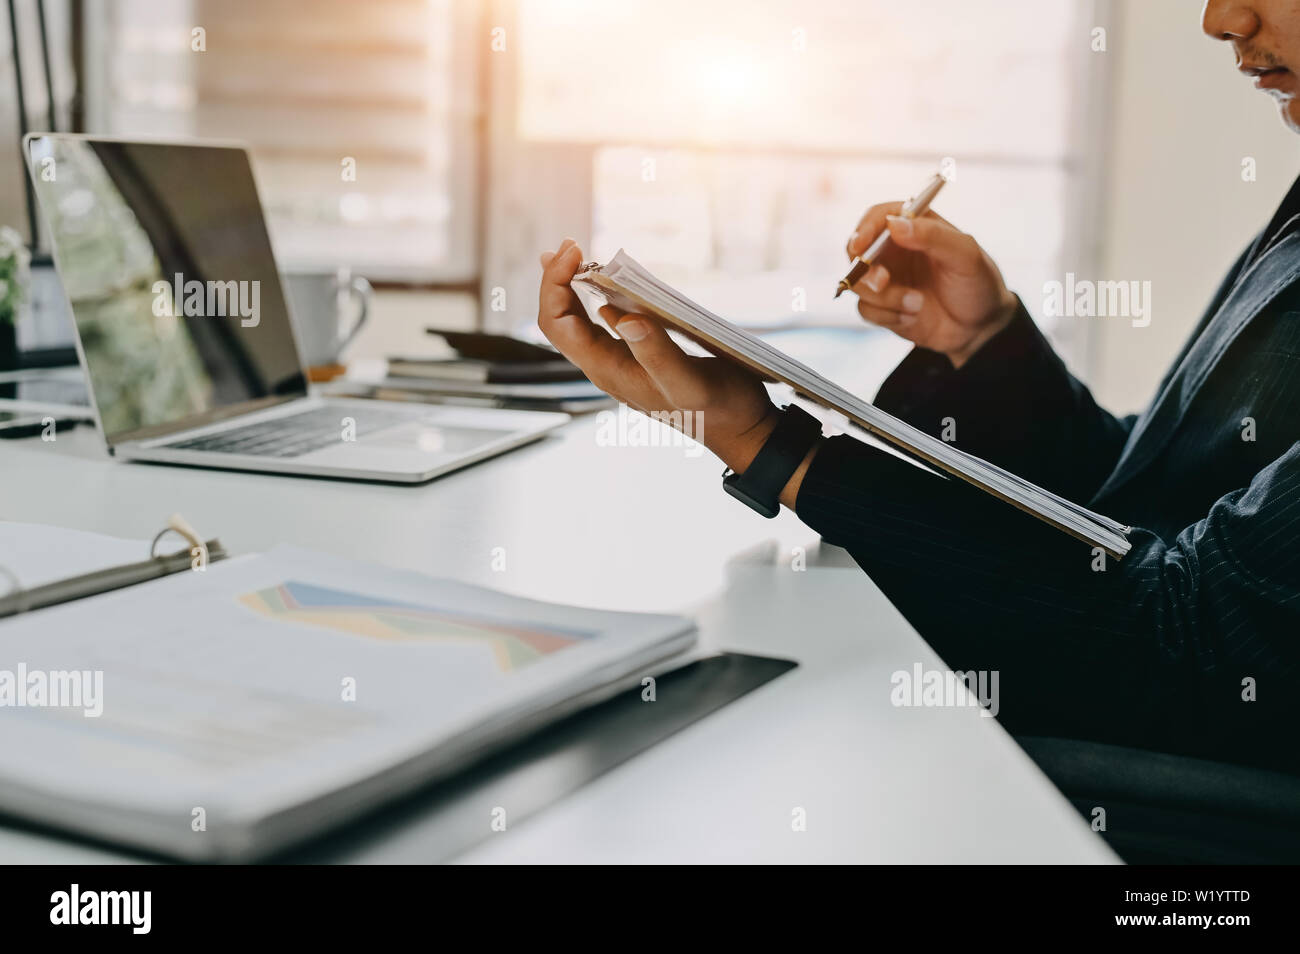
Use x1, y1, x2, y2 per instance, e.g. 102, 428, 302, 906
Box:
572, 250, 1133, 559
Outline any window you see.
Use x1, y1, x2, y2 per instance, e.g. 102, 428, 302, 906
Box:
1, 0, 76, 246
503, 0, 1107, 370
86, 0, 481, 282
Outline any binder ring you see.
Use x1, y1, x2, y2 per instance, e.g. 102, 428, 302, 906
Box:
150, 512, 207, 566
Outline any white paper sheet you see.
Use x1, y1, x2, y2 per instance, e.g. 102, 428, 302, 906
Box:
0, 521, 151, 590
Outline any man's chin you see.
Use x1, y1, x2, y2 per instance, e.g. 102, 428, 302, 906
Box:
1277, 96, 1300, 134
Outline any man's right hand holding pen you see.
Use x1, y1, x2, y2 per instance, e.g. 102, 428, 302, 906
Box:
537, 184, 1025, 510
845, 202, 1020, 369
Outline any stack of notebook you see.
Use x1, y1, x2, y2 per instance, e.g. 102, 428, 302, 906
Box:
331, 330, 614, 414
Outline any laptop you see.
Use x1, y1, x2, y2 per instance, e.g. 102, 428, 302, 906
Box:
23, 134, 569, 482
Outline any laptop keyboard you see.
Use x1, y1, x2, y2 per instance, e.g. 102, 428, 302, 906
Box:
163, 406, 412, 458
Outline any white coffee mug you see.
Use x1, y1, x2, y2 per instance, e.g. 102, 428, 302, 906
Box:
282, 266, 372, 368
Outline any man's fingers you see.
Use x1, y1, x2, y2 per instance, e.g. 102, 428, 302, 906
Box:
860, 264, 890, 294
847, 202, 903, 258
537, 242, 648, 393
611, 314, 704, 407
847, 204, 961, 259
537, 240, 585, 322
857, 299, 916, 331
539, 238, 575, 272
852, 275, 925, 315
884, 215, 983, 275
546, 314, 648, 399
535, 242, 702, 414
596, 303, 628, 328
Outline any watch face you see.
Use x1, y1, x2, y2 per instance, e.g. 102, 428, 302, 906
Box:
723, 474, 780, 519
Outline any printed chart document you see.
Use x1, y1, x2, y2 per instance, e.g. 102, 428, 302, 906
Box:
574, 250, 1132, 558
0, 543, 695, 861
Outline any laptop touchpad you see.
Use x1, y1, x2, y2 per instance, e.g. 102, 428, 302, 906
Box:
359, 421, 515, 455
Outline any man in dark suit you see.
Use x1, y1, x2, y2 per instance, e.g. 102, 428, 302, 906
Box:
537, 0, 1300, 774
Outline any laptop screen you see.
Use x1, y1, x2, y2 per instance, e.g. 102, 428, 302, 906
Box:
26, 136, 307, 444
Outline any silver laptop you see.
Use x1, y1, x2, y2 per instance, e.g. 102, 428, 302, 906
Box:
24, 134, 568, 482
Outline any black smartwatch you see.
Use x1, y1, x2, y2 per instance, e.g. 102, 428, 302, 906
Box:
722, 404, 823, 518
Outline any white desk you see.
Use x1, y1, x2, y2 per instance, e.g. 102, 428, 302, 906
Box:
0, 416, 1116, 863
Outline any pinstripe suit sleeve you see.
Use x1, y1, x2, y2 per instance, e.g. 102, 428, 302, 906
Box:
794, 433, 1300, 769
871, 299, 1135, 501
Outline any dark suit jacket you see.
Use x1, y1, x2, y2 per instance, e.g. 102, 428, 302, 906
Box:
795, 222, 1300, 774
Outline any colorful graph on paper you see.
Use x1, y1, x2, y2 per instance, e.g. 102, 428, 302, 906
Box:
238, 581, 595, 672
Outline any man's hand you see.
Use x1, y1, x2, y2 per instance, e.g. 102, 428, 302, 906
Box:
537, 240, 784, 477
847, 204, 1018, 368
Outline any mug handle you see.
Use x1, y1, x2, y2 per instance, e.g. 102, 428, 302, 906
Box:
338, 275, 373, 353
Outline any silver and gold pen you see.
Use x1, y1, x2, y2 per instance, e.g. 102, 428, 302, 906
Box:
834, 171, 948, 298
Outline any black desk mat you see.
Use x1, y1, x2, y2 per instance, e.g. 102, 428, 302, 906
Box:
280, 652, 796, 863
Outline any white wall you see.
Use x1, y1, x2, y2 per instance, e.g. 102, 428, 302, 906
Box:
1090, 0, 1300, 412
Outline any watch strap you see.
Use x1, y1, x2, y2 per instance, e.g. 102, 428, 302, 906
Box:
722, 404, 822, 518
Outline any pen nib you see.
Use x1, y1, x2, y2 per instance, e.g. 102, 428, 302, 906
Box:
833, 282, 848, 299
